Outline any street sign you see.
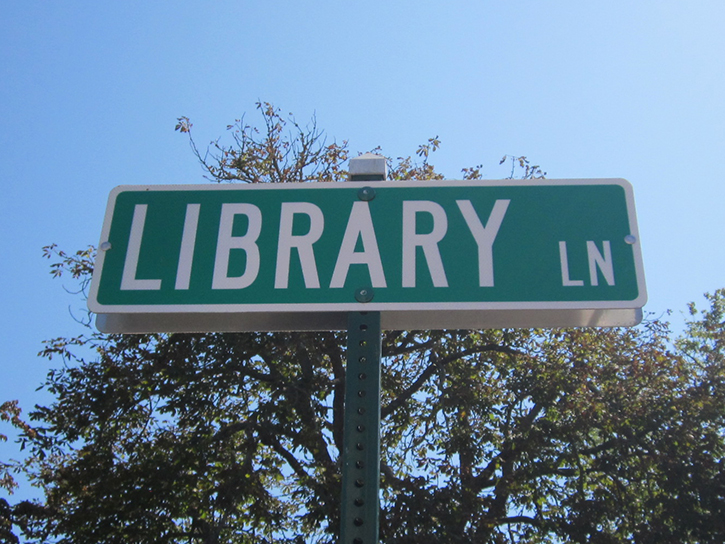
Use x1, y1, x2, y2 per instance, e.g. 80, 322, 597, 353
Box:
88, 179, 646, 332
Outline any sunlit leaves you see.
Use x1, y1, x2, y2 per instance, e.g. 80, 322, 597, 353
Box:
499, 155, 547, 180
178, 102, 349, 185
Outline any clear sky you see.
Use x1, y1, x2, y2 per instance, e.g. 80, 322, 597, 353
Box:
2, 1, 724, 501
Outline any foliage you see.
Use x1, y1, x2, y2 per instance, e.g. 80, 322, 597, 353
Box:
2, 103, 724, 543
498, 155, 546, 180
1, 401, 37, 544
175, 102, 349, 185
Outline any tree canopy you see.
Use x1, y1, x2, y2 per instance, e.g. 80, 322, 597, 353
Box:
2, 102, 724, 543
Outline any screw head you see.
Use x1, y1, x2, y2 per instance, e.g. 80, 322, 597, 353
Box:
100, 241, 112, 251
355, 288, 374, 303
358, 186, 376, 201
625, 234, 637, 244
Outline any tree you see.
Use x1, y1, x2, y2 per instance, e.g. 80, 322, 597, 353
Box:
2, 102, 724, 543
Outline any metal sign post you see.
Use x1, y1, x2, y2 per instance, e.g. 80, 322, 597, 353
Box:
340, 310, 382, 544
339, 154, 386, 544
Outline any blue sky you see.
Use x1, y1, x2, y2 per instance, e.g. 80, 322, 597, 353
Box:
2, 1, 724, 501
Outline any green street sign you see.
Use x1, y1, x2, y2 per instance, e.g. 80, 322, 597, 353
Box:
88, 179, 646, 332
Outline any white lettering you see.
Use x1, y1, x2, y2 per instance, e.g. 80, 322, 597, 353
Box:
174, 203, 200, 290
559, 241, 584, 287
587, 241, 615, 286
121, 204, 162, 291
456, 199, 510, 287
212, 203, 262, 289
274, 202, 324, 289
330, 201, 387, 288
402, 201, 449, 288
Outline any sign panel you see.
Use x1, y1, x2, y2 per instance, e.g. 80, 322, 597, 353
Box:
88, 179, 646, 332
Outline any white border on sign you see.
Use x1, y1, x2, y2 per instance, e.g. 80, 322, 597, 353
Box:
88, 179, 647, 315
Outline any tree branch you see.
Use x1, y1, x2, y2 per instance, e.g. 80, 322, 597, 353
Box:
258, 428, 311, 484
329, 348, 346, 455
499, 515, 540, 528
382, 344, 521, 419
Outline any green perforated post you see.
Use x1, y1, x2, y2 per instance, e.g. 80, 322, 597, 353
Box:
340, 153, 386, 544
340, 311, 381, 544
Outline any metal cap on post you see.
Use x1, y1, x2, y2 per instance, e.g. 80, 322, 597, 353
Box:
341, 152, 386, 544
349, 153, 387, 182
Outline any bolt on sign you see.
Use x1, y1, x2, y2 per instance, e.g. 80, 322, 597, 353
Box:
88, 179, 646, 333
